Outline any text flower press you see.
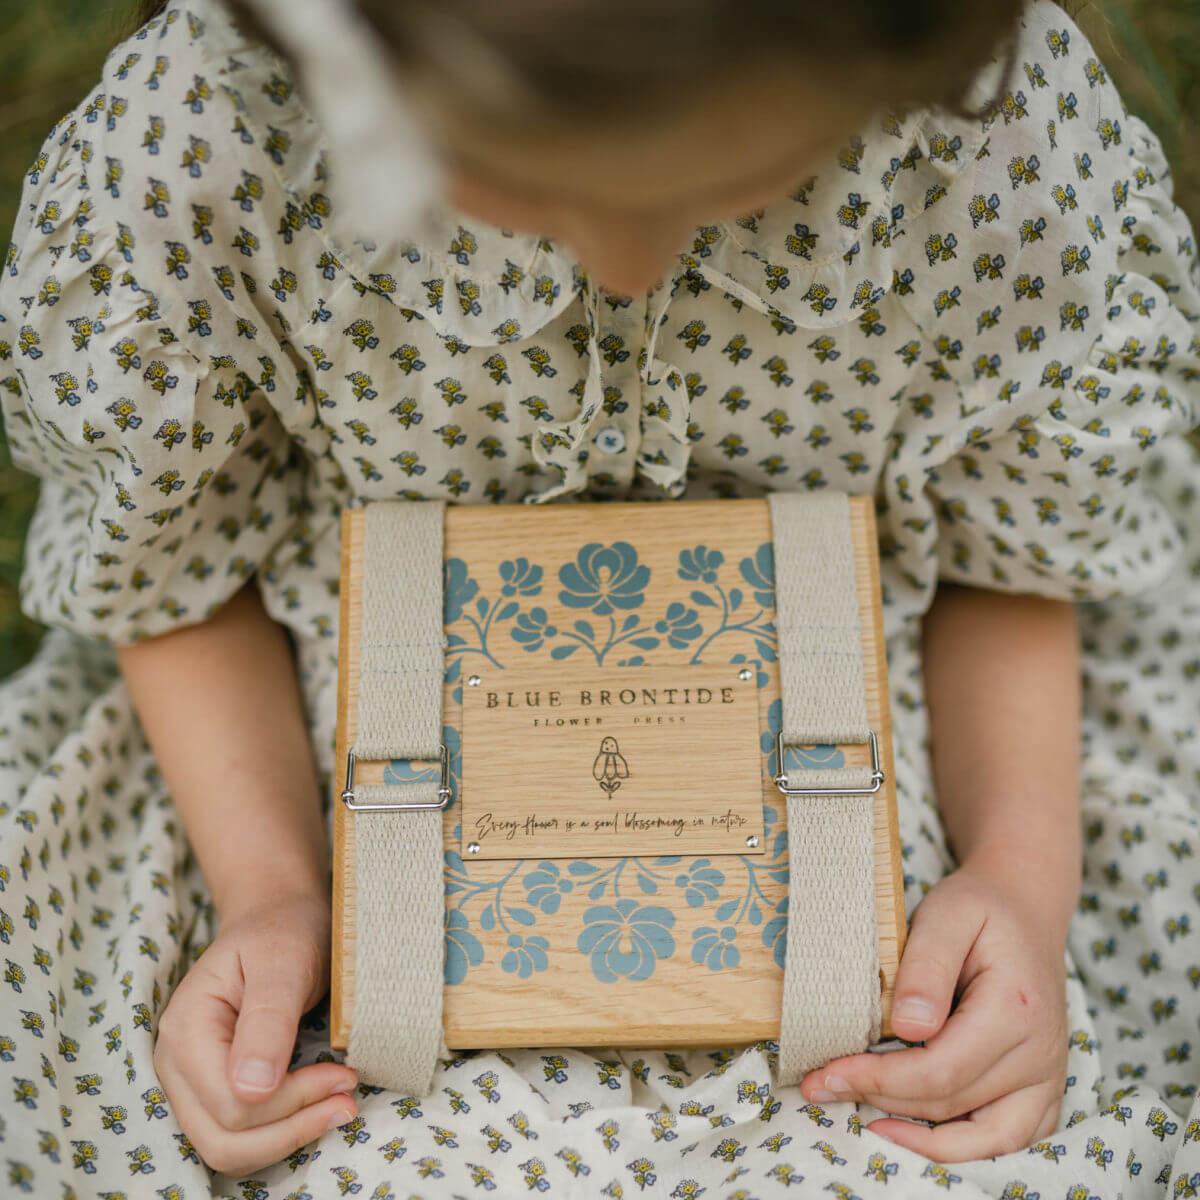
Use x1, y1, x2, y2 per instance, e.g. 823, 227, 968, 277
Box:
332, 494, 905, 1095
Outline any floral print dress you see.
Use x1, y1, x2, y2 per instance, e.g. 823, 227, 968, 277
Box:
1, 0, 1198, 1195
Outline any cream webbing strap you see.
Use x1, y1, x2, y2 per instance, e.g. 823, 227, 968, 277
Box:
767, 491, 882, 1087
345, 499, 450, 1096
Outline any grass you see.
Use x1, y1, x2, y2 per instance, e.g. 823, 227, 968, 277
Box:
0, 2, 141, 673
0, 0, 1197, 677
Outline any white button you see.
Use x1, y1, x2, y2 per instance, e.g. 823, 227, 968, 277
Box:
593, 424, 626, 454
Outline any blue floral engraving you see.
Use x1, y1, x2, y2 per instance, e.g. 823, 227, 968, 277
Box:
512, 607, 558, 652
445, 910, 484, 985
444, 557, 479, 625
507, 543, 715, 664
544, 611, 660, 666
761, 697, 844, 777
382, 759, 439, 787
654, 602, 703, 649
559, 542, 650, 615
692, 925, 741, 971
568, 857, 666, 901
500, 933, 550, 978
785, 743, 846, 772
445, 557, 540, 674
763, 900, 788, 970
499, 557, 544, 597
712, 854, 779, 928
678, 542, 778, 664
384, 725, 460, 810
444, 819, 540, 982
677, 546, 724, 583
436, 535, 825, 984
523, 862, 574, 914
670, 859, 726, 908
577, 899, 677, 983
739, 542, 775, 609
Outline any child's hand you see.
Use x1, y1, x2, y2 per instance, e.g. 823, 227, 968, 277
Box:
799, 862, 1069, 1162
153, 892, 359, 1177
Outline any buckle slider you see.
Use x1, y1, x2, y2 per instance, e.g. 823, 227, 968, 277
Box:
341, 744, 452, 812
773, 730, 884, 798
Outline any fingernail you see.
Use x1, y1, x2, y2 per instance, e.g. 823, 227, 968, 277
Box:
809, 1088, 836, 1103
330, 1078, 358, 1095
327, 1108, 353, 1131
234, 1058, 276, 1091
893, 996, 938, 1028
824, 1074, 852, 1095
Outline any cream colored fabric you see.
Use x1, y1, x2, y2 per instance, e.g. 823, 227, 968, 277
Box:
354, 501, 447, 760
767, 492, 881, 1086
346, 500, 450, 1095
349, 798, 451, 1094
767, 492, 870, 747
775, 765, 877, 794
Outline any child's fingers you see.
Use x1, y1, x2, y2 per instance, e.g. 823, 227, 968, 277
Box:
887, 883, 984, 1042
822, 1032, 1053, 1124
866, 1081, 1062, 1163
173, 1045, 356, 1132
158, 976, 356, 1131
228, 941, 325, 1101
157, 1052, 357, 1178
800, 986, 1024, 1113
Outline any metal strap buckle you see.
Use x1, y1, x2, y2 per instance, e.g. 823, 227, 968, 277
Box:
341, 744, 452, 812
773, 729, 885, 798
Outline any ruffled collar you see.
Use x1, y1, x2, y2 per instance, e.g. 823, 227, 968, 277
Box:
690, 108, 989, 332
197, 0, 990, 349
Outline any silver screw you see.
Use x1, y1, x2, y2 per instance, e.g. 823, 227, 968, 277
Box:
466, 841, 481, 855
745, 834, 760, 848
737, 667, 753, 681
467, 674, 482, 687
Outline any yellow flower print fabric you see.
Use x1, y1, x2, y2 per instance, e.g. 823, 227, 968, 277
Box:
1, 0, 1195, 651
0, 0, 1198, 1195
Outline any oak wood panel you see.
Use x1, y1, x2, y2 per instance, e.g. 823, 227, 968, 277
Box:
332, 497, 906, 1051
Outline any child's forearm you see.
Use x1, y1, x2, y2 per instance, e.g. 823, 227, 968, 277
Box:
115, 578, 329, 921
920, 583, 1082, 936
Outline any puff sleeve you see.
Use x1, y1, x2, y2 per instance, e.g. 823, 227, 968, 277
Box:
0, 66, 311, 646
894, 2, 1199, 603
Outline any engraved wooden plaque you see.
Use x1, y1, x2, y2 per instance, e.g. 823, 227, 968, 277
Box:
332, 497, 906, 1051
459, 661, 767, 861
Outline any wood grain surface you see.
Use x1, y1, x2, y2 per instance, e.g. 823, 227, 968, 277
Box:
332, 497, 906, 1051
